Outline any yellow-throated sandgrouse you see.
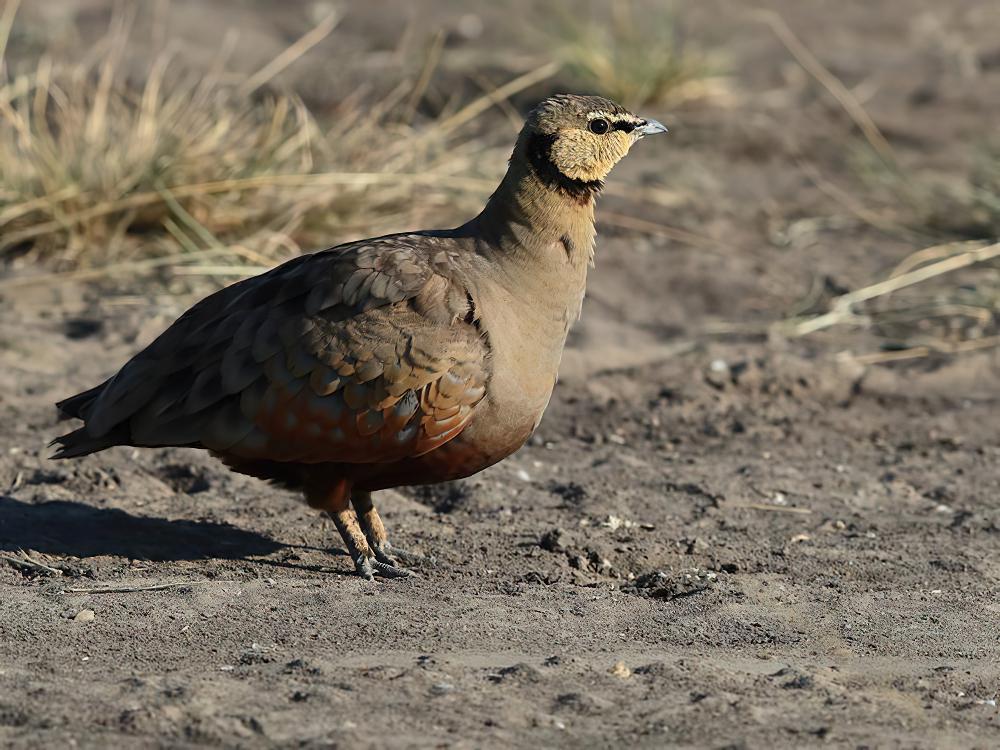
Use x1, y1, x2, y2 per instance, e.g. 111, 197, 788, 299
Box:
53, 94, 668, 579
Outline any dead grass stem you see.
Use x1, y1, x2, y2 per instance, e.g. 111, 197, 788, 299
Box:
781, 240, 1000, 360
755, 10, 897, 167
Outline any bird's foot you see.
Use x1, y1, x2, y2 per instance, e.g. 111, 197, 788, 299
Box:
351, 491, 432, 574
354, 552, 411, 581
373, 541, 433, 569
327, 507, 412, 581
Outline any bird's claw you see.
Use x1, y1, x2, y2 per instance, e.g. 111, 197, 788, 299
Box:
332, 496, 429, 580
355, 553, 411, 581
376, 541, 433, 568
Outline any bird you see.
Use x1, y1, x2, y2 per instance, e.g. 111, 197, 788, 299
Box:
51, 94, 668, 580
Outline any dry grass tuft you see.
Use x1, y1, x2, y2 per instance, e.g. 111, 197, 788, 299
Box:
0, 54, 322, 267
760, 7, 1000, 363
540, 0, 725, 109
0, 7, 528, 280
781, 240, 1000, 363
838, 145, 1000, 363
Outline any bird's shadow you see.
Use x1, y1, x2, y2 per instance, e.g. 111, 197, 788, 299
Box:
0, 495, 287, 562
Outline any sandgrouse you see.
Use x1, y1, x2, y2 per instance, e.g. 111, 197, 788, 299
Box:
53, 94, 667, 579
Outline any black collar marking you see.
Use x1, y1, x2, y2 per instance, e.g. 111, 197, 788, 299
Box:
526, 132, 603, 203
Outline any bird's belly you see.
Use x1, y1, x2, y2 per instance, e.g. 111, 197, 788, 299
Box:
353, 393, 542, 491
455, 392, 546, 458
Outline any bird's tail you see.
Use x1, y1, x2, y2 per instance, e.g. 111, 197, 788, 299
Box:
55, 381, 108, 421
49, 426, 120, 459
51, 379, 121, 458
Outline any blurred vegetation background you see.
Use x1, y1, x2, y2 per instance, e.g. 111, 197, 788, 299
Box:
0, 0, 998, 365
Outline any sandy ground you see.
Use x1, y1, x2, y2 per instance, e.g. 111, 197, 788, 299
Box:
2, 1, 1000, 748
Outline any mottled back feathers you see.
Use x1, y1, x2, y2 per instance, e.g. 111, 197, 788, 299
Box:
53, 234, 488, 466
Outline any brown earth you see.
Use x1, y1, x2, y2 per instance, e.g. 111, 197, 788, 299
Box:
2, 1, 999, 748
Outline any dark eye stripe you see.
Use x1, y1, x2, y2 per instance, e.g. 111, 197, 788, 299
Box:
613, 120, 636, 133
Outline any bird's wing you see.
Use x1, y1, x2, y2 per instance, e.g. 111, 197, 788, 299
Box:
58, 236, 488, 463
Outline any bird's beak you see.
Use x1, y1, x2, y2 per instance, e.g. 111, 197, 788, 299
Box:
635, 118, 668, 137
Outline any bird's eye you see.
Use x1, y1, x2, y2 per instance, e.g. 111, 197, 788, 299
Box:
588, 118, 610, 135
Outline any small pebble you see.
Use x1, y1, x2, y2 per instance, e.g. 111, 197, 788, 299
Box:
74, 609, 95, 623
456, 13, 484, 39
610, 661, 631, 679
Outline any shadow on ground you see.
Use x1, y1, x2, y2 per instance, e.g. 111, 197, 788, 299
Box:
0, 496, 286, 561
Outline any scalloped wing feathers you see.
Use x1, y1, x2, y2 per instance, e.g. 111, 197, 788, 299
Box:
52, 235, 487, 463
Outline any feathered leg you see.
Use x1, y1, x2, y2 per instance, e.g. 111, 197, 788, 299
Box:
351, 491, 430, 569
305, 478, 407, 580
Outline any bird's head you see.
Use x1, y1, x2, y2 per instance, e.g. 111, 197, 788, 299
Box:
518, 94, 667, 196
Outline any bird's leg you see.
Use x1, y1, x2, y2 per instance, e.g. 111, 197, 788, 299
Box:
307, 479, 407, 580
351, 491, 430, 568
325, 507, 406, 580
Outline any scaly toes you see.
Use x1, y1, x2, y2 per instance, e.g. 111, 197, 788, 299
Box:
372, 545, 398, 567
380, 541, 433, 568
354, 554, 375, 581
353, 553, 411, 580
372, 558, 411, 578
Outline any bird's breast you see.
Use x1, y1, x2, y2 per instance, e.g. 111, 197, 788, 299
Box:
471, 269, 585, 441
